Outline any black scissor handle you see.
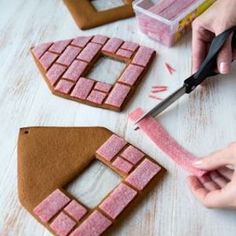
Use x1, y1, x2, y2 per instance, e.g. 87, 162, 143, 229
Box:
184, 26, 236, 94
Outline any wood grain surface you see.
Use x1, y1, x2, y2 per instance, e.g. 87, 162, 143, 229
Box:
0, 0, 236, 235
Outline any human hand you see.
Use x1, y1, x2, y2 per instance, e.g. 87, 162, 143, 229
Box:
187, 143, 236, 209
192, 0, 236, 74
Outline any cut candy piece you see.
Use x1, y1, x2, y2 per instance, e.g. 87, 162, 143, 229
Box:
55, 80, 74, 94
33, 189, 70, 223
121, 41, 139, 52
32, 42, 52, 59
132, 46, 155, 67
165, 62, 176, 75
77, 42, 102, 62
63, 60, 88, 82
64, 200, 87, 222
71, 36, 92, 48
91, 35, 108, 45
57, 46, 81, 66
129, 108, 207, 177
116, 49, 133, 59
149, 95, 162, 100
99, 183, 137, 219
87, 90, 107, 104
94, 82, 112, 93
49, 39, 72, 54
39, 52, 58, 71
105, 83, 130, 108
118, 64, 144, 86
70, 210, 112, 236
102, 38, 124, 53
121, 145, 145, 165
46, 64, 67, 86
50, 212, 76, 236
96, 134, 127, 161
71, 77, 94, 100
125, 159, 161, 190
112, 156, 133, 174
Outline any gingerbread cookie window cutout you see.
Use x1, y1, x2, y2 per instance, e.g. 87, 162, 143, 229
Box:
18, 127, 165, 235
31, 35, 156, 112
63, 0, 134, 30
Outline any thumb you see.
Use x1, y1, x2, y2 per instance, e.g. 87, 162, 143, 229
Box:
193, 144, 236, 170
217, 33, 233, 74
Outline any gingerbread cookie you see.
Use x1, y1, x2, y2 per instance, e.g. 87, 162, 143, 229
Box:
31, 35, 156, 111
63, 0, 134, 30
18, 127, 165, 235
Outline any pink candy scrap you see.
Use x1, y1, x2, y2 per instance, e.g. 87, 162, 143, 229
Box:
56, 46, 82, 67
105, 83, 130, 108
71, 36, 92, 48
118, 64, 144, 86
32, 42, 52, 59
33, 189, 71, 223
91, 35, 109, 45
112, 156, 133, 174
94, 81, 112, 93
63, 60, 88, 82
99, 183, 137, 219
102, 38, 124, 53
132, 46, 155, 67
64, 200, 87, 222
165, 62, 176, 75
86, 90, 107, 104
128, 107, 207, 177
125, 159, 161, 191
71, 77, 94, 100
50, 212, 76, 236
70, 210, 112, 236
77, 42, 102, 62
54, 79, 74, 94
116, 49, 133, 59
149, 95, 162, 101
121, 41, 139, 52
120, 145, 145, 165
39, 51, 58, 71
49, 39, 72, 54
46, 63, 67, 86
96, 134, 127, 161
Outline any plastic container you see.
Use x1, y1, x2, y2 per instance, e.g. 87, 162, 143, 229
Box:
133, 0, 215, 47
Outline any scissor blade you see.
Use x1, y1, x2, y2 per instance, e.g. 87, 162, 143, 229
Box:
134, 85, 186, 129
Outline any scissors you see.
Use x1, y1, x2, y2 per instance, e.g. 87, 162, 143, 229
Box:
134, 26, 236, 129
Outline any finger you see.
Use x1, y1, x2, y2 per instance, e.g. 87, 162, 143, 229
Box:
217, 167, 234, 180
203, 189, 230, 208
210, 171, 228, 188
199, 174, 220, 191
217, 34, 233, 74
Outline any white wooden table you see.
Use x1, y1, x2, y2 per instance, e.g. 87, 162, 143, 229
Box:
1, 1, 236, 235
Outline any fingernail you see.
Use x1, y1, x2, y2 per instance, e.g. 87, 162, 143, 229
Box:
193, 160, 203, 167
219, 62, 230, 74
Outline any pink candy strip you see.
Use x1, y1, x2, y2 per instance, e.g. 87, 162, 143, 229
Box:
149, 95, 162, 101
165, 63, 176, 75
64, 200, 87, 222
129, 108, 207, 177
32, 42, 52, 59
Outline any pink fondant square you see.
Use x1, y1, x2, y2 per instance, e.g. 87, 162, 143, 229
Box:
63, 60, 88, 82
46, 64, 67, 86
102, 38, 124, 53
64, 200, 87, 222
94, 82, 112, 93
70, 210, 112, 236
91, 35, 108, 45
39, 51, 58, 71
57, 46, 81, 66
112, 156, 133, 174
118, 64, 144, 86
77, 42, 102, 62
49, 39, 72, 54
120, 145, 145, 165
55, 79, 74, 94
32, 42, 52, 59
132, 46, 155, 67
116, 49, 133, 59
87, 90, 107, 104
125, 159, 161, 191
99, 183, 137, 219
105, 83, 130, 108
33, 189, 70, 223
50, 212, 76, 236
71, 77, 94, 100
96, 134, 127, 161
71, 36, 92, 48
121, 41, 139, 52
